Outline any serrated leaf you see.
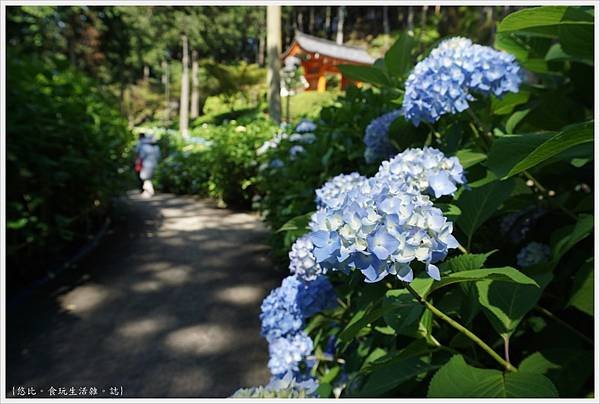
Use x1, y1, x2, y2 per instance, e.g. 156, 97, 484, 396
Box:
456, 179, 516, 246
491, 91, 530, 115
359, 340, 435, 397
339, 301, 392, 342
436, 203, 461, 219
505, 109, 531, 134
428, 355, 558, 398
384, 31, 416, 79
276, 211, 313, 233
568, 259, 593, 316
476, 273, 551, 337
552, 214, 593, 263
519, 352, 561, 374
455, 149, 487, 168
439, 251, 497, 273
426, 267, 538, 298
487, 132, 553, 177
520, 349, 593, 397
506, 121, 593, 177
338, 64, 391, 87
498, 6, 593, 35
383, 289, 424, 335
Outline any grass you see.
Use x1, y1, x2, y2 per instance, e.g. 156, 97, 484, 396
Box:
283, 90, 341, 122
190, 90, 341, 126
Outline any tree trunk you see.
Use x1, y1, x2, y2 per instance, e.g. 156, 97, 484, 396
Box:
179, 34, 190, 137
143, 65, 150, 82
407, 6, 414, 31
383, 6, 390, 46
420, 5, 429, 30
325, 6, 331, 38
190, 50, 200, 119
336, 6, 345, 45
309, 7, 315, 34
266, 5, 281, 123
257, 8, 266, 66
162, 60, 170, 122
257, 32, 266, 66
297, 10, 304, 32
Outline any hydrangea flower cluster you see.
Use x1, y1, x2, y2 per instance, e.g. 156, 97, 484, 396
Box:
269, 159, 285, 169
376, 147, 466, 198
499, 207, 546, 244
260, 274, 336, 378
517, 242, 551, 268
260, 275, 336, 341
289, 235, 325, 281
295, 119, 317, 133
268, 332, 314, 377
290, 133, 317, 144
363, 109, 402, 164
289, 145, 306, 159
315, 172, 368, 210
308, 147, 463, 283
232, 372, 318, 398
402, 37, 522, 125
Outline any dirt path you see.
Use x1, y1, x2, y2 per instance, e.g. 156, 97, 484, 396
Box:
6, 192, 281, 398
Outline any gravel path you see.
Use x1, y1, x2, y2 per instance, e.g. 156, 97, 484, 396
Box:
6, 192, 280, 398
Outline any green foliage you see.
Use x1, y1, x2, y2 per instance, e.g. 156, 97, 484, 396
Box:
154, 113, 277, 208
455, 179, 516, 247
251, 8, 593, 398
6, 54, 131, 284
428, 355, 558, 397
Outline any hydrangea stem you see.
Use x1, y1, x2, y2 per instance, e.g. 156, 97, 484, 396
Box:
535, 305, 593, 345
404, 283, 517, 372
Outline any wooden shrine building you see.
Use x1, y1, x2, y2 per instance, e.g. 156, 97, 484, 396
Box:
282, 31, 375, 92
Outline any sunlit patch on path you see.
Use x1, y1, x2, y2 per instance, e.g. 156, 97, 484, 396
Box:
7, 193, 280, 397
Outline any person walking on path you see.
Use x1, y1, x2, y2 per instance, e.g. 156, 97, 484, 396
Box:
135, 133, 160, 198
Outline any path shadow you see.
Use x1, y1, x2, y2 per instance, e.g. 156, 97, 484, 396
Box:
6, 192, 283, 398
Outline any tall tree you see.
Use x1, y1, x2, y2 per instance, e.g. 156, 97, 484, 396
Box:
161, 59, 170, 122
383, 6, 390, 45
407, 6, 415, 30
266, 5, 281, 123
336, 6, 345, 44
190, 49, 200, 119
179, 34, 190, 137
325, 6, 331, 38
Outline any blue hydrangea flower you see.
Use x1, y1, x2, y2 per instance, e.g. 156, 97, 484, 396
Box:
289, 133, 317, 144
402, 37, 522, 126
269, 159, 285, 169
315, 173, 367, 210
231, 372, 318, 398
289, 235, 325, 281
517, 242, 551, 268
289, 145, 306, 159
376, 147, 465, 198
295, 119, 317, 133
260, 284, 303, 342
363, 109, 402, 164
500, 207, 546, 244
266, 372, 318, 395
268, 332, 314, 378
260, 275, 336, 341
308, 152, 460, 282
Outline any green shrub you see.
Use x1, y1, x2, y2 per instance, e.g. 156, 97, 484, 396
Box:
154, 113, 278, 209
6, 54, 131, 285
254, 7, 594, 398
